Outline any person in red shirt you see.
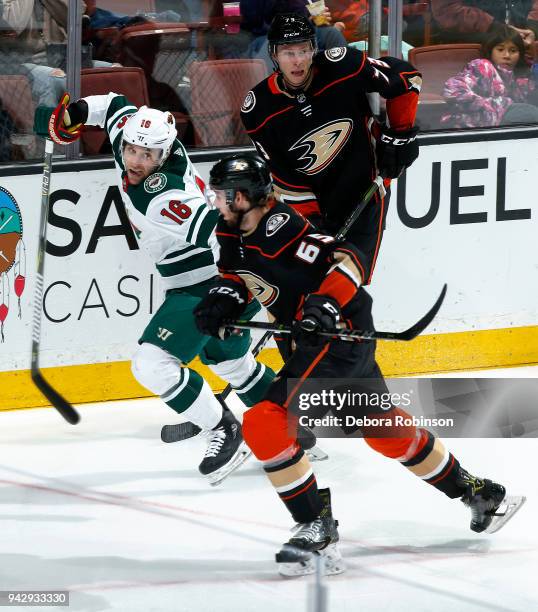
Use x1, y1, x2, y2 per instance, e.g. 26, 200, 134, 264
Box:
432, 0, 538, 46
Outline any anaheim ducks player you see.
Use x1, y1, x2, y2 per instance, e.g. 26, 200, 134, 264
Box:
38, 93, 274, 485
194, 153, 525, 576
241, 13, 422, 285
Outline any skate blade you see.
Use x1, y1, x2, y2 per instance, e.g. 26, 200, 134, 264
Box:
207, 442, 252, 487
306, 446, 329, 462
485, 495, 526, 534
277, 544, 345, 577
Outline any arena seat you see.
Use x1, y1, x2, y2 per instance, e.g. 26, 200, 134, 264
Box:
189, 59, 267, 147
80, 66, 150, 155
408, 44, 482, 129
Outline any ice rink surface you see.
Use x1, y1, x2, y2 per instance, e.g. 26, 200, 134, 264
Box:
1, 367, 537, 612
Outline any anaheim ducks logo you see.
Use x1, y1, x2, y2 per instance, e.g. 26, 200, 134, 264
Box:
289, 119, 353, 175
236, 270, 279, 307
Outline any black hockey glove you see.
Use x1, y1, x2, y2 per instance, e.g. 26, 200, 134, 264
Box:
377, 125, 419, 179
194, 279, 248, 339
294, 294, 341, 348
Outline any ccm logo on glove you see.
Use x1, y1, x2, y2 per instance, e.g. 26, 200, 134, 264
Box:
208, 286, 246, 304
380, 133, 417, 146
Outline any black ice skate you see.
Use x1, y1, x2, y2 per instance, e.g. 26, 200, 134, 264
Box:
458, 469, 526, 534
297, 424, 329, 462
198, 408, 251, 486
276, 488, 345, 577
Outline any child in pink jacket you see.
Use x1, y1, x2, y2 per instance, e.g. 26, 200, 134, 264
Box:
442, 25, 538, 128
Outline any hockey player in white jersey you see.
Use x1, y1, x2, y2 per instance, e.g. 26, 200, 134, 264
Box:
36, 93, 275, 485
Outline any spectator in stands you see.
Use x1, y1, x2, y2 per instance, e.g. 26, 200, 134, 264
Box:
326, 0, 374, 42
215, 1, 347, 72
432, 0, 538, 47
442, 24, 538, 127
1, 0, 67, 106
1, 0, 117, 108
84, 0, 183, 29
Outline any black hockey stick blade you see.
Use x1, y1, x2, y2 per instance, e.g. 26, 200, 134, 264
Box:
30, 370, 80, 424
160, 394, 228, 442
160, 331, 274, 443
30, 138, 80, 425
161, 394, 227, 444
161, 421, 202, 443
159, 392, 232, 443
226, 284, 447, 342
373, 283, 447, 341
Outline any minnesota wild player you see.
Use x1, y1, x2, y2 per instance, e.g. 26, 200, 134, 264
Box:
36, 93, 274, 485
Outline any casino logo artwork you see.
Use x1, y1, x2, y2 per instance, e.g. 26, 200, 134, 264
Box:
0, 187, 26, 342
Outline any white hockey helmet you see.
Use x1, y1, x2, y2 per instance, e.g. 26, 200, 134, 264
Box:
122, 106, 177, 166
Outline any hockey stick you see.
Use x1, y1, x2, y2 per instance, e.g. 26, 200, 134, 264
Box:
227, 284, 447, 342
335, 175, 386, 241
160, 330, 272, 443
161, 176, 386, 443
31, 139, 80, 425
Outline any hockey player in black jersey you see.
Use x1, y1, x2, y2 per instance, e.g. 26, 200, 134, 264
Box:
194, 153, 525, 577
241, 12, 421, 284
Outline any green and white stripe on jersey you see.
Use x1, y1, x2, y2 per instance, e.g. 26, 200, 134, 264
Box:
157, 245, 216, 286
186, 206, 219, 249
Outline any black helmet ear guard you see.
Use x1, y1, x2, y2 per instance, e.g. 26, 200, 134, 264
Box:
209, 154, 272, 209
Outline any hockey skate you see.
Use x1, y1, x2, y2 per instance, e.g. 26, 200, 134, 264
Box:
458, 469, 526, 534
297, 424, 329, 462
198, 409, 251, 486
276, 488, 345, 577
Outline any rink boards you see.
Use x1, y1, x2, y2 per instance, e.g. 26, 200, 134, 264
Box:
0, 132, 536, 410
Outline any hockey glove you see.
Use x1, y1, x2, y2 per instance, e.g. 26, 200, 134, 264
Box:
194, 279, 248, 339
377, 125, 419, 179
35, 93, 85, 145
295, 294, 341, 347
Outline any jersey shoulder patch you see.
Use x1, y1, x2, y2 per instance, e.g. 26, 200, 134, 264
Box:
240, 76, 292, 131
144, 172, 167, 194
253, 204, 308, 257
324, 46, 347, 62
266, 212, 290, 236
141, 151, 188, 199
241, 90, 256, 113
128, 173, 186, 216
316, 45, 364, 79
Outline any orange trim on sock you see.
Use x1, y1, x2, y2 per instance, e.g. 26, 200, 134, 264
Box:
280, 476, 316, 501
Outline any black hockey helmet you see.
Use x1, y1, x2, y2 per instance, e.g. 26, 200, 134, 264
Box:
210, 153, 272, 207
267, 13, 317, 56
